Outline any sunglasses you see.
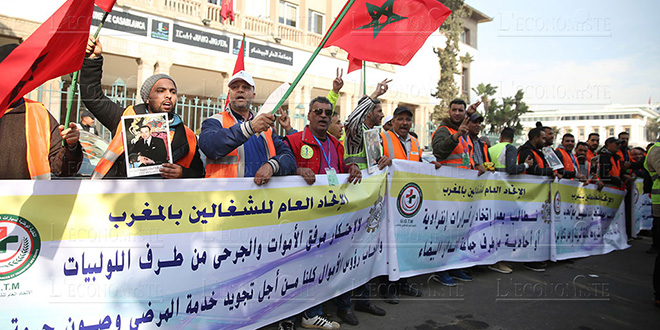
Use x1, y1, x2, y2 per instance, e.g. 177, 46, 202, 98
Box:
312, 108, 334, 116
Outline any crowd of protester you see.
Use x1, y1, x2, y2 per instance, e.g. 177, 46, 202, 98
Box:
2, 35, 660, 328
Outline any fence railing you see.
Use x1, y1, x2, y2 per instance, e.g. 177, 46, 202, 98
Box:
25, 78, 305, 142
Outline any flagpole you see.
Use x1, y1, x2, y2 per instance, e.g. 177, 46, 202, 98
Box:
362, 60, 366, 95
269, 0, 357, 114
63, 11, 109, 128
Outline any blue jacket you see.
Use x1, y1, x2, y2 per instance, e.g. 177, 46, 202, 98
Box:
199, 108, 296, 177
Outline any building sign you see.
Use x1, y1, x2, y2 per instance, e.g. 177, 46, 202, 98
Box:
232, 38, 245, 55
172, 24, 229, 53
249, 42, 293, 66
92, 7, 148, 36
151, 20, 170, 41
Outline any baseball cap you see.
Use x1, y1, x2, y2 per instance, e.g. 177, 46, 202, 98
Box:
392, 106, 413, 117
604, 137, 622, 145
80, 110, 94, 119
469, 113, 484, 122
229, 70, 255, 88
383, 115, 393, 124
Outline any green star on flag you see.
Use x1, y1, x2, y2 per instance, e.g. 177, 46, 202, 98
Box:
357, 0, 407, 39
324, 0, 451, 72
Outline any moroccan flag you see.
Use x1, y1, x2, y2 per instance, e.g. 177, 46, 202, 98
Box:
324, 0, 451, 68
95, 0, 116, 12
233, 34, 245, 74
221, 0, 234, 22
0, 0, 95, 114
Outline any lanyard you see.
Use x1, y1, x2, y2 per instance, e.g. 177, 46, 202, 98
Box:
569, 152, 579, 173
312, 135, 333, 170
460, 136, 469, 155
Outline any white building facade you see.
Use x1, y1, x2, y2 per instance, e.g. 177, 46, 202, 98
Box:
520, 104, 660, 148
0, 0, 490, 148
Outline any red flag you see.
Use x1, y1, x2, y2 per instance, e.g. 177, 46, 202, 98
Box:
324, 0, 451, 67
221, 0, 234, 22
95, 0, 116, 12
0, 0, 95, 114
233, 34, 245, 75
347, 54, 363, 74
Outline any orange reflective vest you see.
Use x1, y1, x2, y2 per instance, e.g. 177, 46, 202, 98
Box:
92, 106, 197, 179
432, 126, 474, 169
586, 149, 596, 163
518, 149, 545, 174
381, 130, 421, 161
477, 138, 490, 163
12, 99, 52, 180
556, 147, 577, 174
205, 111, 276, 178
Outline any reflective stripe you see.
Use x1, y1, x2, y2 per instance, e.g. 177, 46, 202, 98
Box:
23, 99, 52, 180
443, 163, 463, 168
652, 189, 660, 195
345, 156, 366, 164
207, 156, 238, 165
383, 132, 395, 159
444, 154, 464, 161
652, 174, 659, 182
92, 106, 137, 179
205, 110, 276, 178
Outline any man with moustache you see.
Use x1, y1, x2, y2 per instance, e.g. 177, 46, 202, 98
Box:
587, 133, 600, 163
575, 142, 591, 178
80, 37, 203, 179
282, 96, 366, 329
381, 106, 421, 162
199, 70, 296, 184
555, 133, 585, 180
431, 99, 481, 169
344, 79, 393, 170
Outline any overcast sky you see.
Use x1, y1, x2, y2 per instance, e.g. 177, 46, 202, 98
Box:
466, 0, 660, 111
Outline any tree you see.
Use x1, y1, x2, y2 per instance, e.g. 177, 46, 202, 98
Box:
473, 85, 530, 135
431, 0, 470, 124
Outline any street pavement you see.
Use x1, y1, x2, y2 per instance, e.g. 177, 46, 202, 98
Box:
260, 235, 660, 330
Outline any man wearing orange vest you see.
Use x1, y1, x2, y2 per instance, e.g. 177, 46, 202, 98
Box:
554, 133, 585, 181
381, 106, 421, 162
596, 137, 624, 190
586, 133, 600, 163
431, 99, 481, 169
282, 96, 377, 329
0, 44, 83, 180
575, 142, 591, 179
199, 70, 296, 185
517, 127, 555, 177
467, 113, 489, 175
80, 37, 203, 179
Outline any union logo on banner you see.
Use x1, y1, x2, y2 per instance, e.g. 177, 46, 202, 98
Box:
553, 190, 561, 215
0, 214, 41, 281
397, 182, 423, 218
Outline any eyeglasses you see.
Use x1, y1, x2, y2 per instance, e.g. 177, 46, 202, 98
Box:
312, 108, 333, 116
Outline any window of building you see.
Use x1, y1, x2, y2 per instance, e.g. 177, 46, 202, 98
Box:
607, 127, 614, 137
460, 27, 471, 46
208, 0, 219, 5
579, 127, 585, 140
279, 1, 298, 27
623, 126, 631, 133
308, 10, 324, 34
246, 0, 270, 18
461, 67, 469, 96
593, 127, 599, 135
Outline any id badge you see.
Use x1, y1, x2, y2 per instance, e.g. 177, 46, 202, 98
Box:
326, 168, 339, 186
462, 153, 470, 167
